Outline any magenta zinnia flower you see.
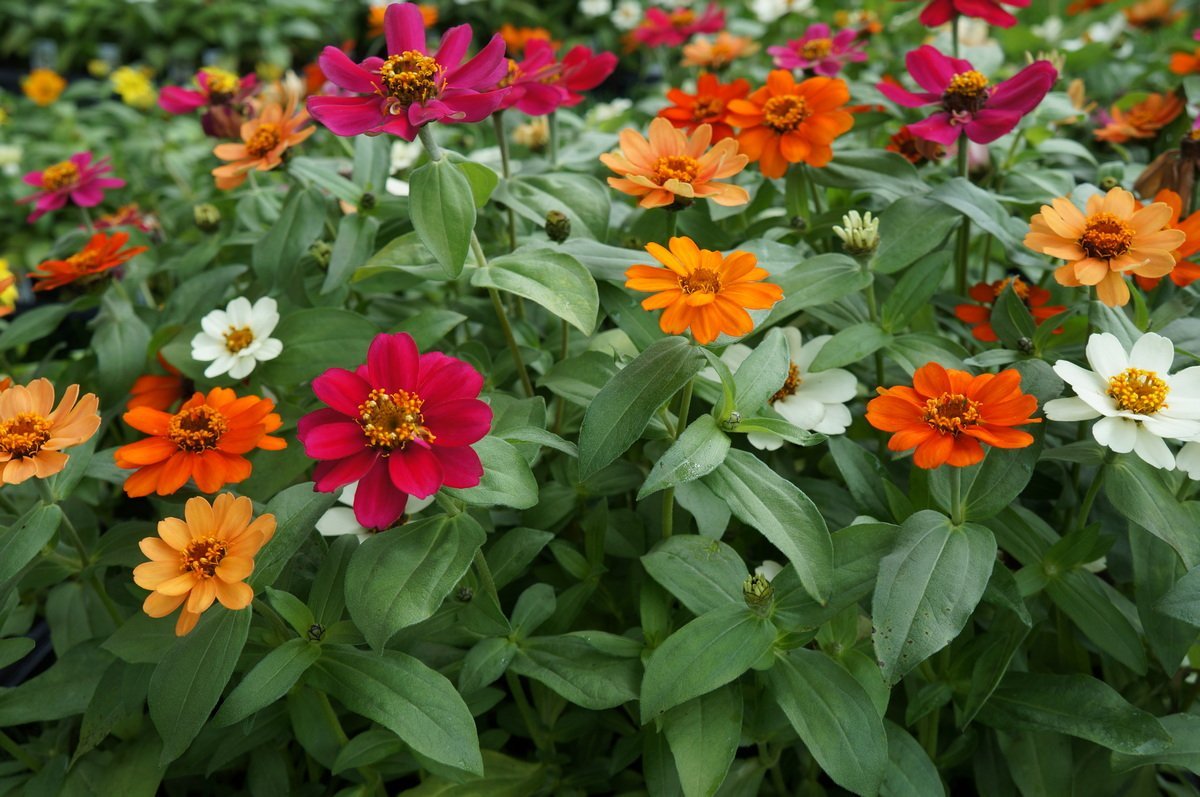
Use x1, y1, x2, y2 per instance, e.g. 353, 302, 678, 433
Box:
305, 2, 508, 140
633, 5, 725, 49
159, 67, 259, 138
909, 0, 1031, 28
298, 332, 492, 529
768, 24, 868, 77
497, 40, 617, 116
18, 152, 125, 223
877, 46, 1057, 146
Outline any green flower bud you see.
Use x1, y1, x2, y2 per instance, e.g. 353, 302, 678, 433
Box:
309, 240, 333, 269
743, 573, 774, 611
1097, 162, 1125, 191
193, 203, 221, 232
833, 210, 880, 257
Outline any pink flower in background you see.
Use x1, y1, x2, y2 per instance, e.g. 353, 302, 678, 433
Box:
768, 23, 868, 77
633, 5, 725, 48
159, 67, 258, 115
498, 40, 617, 115
306, 2, 509, 140
909, 0, 1031, 28
877, 45, 1056, 146
557, 44, 618, 106
18, 152, 125, 223
298, 333, 491, 530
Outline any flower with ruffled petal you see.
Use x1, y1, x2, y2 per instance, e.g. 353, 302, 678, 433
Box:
633, 5, 725, 48
0, 378, 100, 484
496, 40, 616, 116
21, 68, 66, 106
28, 231, 147, 292
1094, 92, 1185, 144
768, 23, 867, 77
212, 97, 314, 189
659, 73, 750, 141
681, 33, 759, 71
1133, 189, 1200, 290
18, 152, 126, 223
954, 276, 1065, 343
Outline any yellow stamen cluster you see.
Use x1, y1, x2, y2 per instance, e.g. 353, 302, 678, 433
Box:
168, 405, 228, 452
202, 67, 240, 100
801, 38, 833, 60
692, 95, 725, 120
771, 363, 803, 403
41, 161, 79, 191
245, 123, 282, 158
1107, 367, 1169, 415
994, 276, 1031, 301
224, 327, 255, 353
762, 95, 811, 133
670, 9, 696, 25
378, 51, 441, 106
943, 71, 990, 115
679, 267, 722, 295
358, 388, 435, 452
923, 393, 981, 435
0, 412, 52, 457
653, 154, 701, 185
182, 536, 228, 578
1079, 212, 1135, 260
66, 248, 101, 274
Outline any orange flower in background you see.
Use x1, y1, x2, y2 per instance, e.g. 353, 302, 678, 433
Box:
212, 96, 314, 189
29, 232, 148, 292
866, 363, 1040, 469
1066, 0, 1113, 12
724, 70, 854, 178
133, 494, 275, 636
127, 355, 186, 413
1094, 92, 1184, 144
1024, 187, 1186, 307
0, 378, 100, 484
21, 68, 66, 106
498, 24, 555, 55
1170, 48, 1200, 76
369, 3, 437, 37
954, 276, 1066, 342
625, 236, 783, 345
600, 118, 750, 209
115, 387, 286, 497
1124, 0, 1183, 28
1133, 189, 1200, 289
659, 73, 749, 141
681, 33, 759, 71
887, 126, 946, 164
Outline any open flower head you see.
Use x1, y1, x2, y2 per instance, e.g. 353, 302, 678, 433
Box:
867, 363, 1040, 468
681, 33, 759, 71
191, 297, 283, 379
1024, 187, 1186, 307
955, 276, 1066, 342
21, 68, 66, 106
0, 259, 16, 318
213, 97, 314, 189
18, 152, 126, 223
1095, 92, 1185, 144
134, 494, 275, 636
633, 5, 725, 48
912, 0, 1031, 27
0, 378, 100, 484
29, 231, 147, 292
625, 236, 783, 345
659, 73, 750, 141
316, 481, 435, 541
1133, 189, 1200, 289
768, 23, 868, 77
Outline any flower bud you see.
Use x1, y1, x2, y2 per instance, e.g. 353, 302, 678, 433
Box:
545, 210, 571, 243
790, 215, 808, 232
307, 623, 325, 642
721, 410, 742, 431
309, 240, 333, 268
743, 573, 774, 610
833, 210, 880, 257
193, 203, 221, 232
360, 191, 377, 210
456, 586, 474, 602
1097, 162, 1125, 191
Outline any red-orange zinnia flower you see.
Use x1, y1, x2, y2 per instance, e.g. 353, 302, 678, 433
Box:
886, 125, 946, 164
29, 232, 147, 291
659, 73, 750, 141
1170, 47, 1200, 76
1094, 92, 1185, 144
1133, 189, 1200, 289
954, 276, 1065, 342
115, 387, 286, 497
127, 355, 186, 413
866, 363, 1040, 468
681, 33, 759, 71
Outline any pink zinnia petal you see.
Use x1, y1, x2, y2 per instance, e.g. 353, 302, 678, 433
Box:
384, 2, 428, 55
441, 90, 509, 123
353, 460, 409, 529
317, 46, 379, 94
987, 61, 1057, 115
69, 184, 104, 207
908, 114, 963, 146
918, 0, 956, 26
907, 45, 970, 95
159, 86, 207, 114
877, 82, 939, 108
367, 333, 420, 393
388, 445, 444, 498
435, 25, 473, 69
425, 399, 492, 446
314, 450, 378, 492
417, 352, 485, 403
306, 95, 385, 136
298, 408, 346, 441
313, 367, 372, 417
434, 445, 484, 489
445, 34, 508, 90
302, 421, 367, 461
965, 109, 1024, 143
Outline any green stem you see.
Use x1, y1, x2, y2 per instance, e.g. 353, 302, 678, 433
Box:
548, 110, 559, 168
472, 548, 499, 605
552, 321, 570, 435
87, 571, 123, 625
493, 113, 518, 252
473, 233, 535, 398
1177, 478, 1195, 502
949, 467, 965, 526
417, 124, 444, 162
1076, 459, 1111, 531
506, 671, 551, 752
80, 205, 94, 231
664, 208, 678, 240
951, 14, 960, 58
253, 597, 293, 638
954, 143, 971, 295
0, 729, 41, 772
785, 164, 810, 228
661, 378, 695, 540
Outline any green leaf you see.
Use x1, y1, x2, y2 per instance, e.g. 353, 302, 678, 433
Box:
509, 634, 640, 709
731, 327, 789, 413
768, 648, 888, 796
873, 197, 961, 275
881, 720, 945, 797
148, 609, 252, 764
332, 729, 407, 774
250, 483, 337, 591
990, 282, 1036, 348
287, 156, 364, 205
400, 750, 545, 796
345, 513, 486, 650
1156, 563, 1200, 626
1112, 713, 1200, 775
663, 684, 743, 797
811, 149, 929, 201
0, 642, 110, 725
827, 437, 892, 521
93, 291, 150, 398
578, 337, 705, 479
256, 309, 377, 386
459, 637, 517, 694
306, 645, 483, 776
0, 504, 62, 585
1045, 569, 1147, 673
642, 535, 749, 616
640, 604, 776, 721
730, 417, 825, 447
322, 213, 380, 294
808, 323, 892, 372
872, 511, 995, 685
495, 173, 611, 240
212, 638, 321, 727
252, 186, 325, 285
453, 159, 499, 207
960, 442, 1042, 521
410, 158, 477, 278
487, 527, 554, 588
881, 252, 951, 331
928, 178, 1028, 251
1131, 531, 1197, 672
1107, 455, 1200, 568
0, 303, 73, 351
471, 248, 599, 334
446, 437, 539, 509
640, 415, 730, 498
702, 450, 832, 604
766, 255, 872, 324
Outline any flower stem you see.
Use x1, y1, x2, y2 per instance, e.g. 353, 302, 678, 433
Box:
548, 110, 559, 168
954, 142, 971, 295
473, 233, 535, 398
79, 205, 94, 231
949, 467, 965, 526
1075, 458, 1111, 532
664, 208, 678, 240
492, 113, 518, 252
661, 378, 695, 540
416, 124, 443, 162
0, 730, 40, 772
506, 670, 552, 751
472, 548, 499, 604
951, 14, 960, 58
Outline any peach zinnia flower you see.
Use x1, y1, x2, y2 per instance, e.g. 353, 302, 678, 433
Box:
212, 97, 314, 189
1124, 0, 1183, 28
1024, 187, 1186, 307
133, 494, 276, 636
724, 70, 854, 178
1094, 92, 1185, 144
600, 118, 749, 209
625, 236, 783, 345
29, 231, 148, 292
0, 378, 100, 484
866, 363, 1039, 469
681, 33, 759, 71
1134, 189, 1200, 290
115, 387, 286, 497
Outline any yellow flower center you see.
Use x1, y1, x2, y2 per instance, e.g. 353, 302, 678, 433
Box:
41, 161, 79, 191
763, 95, 811, 133
923, 392, 981, 435
181, 536, 228, 579
358, 388, 435, 451
168, 405, 228, 452
66, 248, 101, 274
708, 43, 736, 67
378, 50, 442, 106
0, 412, 52, 457
670, 9, 696, 25
993, 276, 1031, 301
246, 123, 282, 158
202, 67, 239, 100
802, 38, 833, 60
679, 267, 722, 295
653, 154, 701, 185
500, 59, 521, 88
1079, 212, 1135, 260
943, 71, 990, 114
1107, 367, 1168, 414
692, 95, 725, 120
224, 326, 255, 353
771, 363, 803, 403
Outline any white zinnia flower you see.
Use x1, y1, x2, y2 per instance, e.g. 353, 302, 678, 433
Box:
390, 139, 423, 173
1043, 332, 1200, 469
316, 482, 435, 541
581, 0, 612, 17
191, 296, 283, 379
751, 0, 811, 23
611, 0, 641, 31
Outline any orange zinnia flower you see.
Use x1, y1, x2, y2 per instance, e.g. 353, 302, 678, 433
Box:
133, 493, 276, 636
1170, 48, 1200, 76
29, 231, 147, 292
115, 387, 286, 497
866, 363, 1040, 469
21, 68, 66, 106
681, 33, 759, 71
1024, 187, 1186, 307
369, 3, 437, 37
0, 378, 100, 484
0, 273, 13, 319
724, 70, 854, 178
498, 24, 555, 55
600, 118, 749, 209
1066, 0, 1112, 11
212, 97, 314, 189
1133, 189, 1200, 290
1094, 92, 1184, 144
1124, 0, 1183, 28
127, 355, 186, 413
886, 125, 946, 164
625, 236, 783, 345
659, 73, 750, 141
954, 276, 1066, 342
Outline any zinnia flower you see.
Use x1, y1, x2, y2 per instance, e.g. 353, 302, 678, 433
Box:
1170, 47, 1200, 76
133, 494, 276, 636
1024, 187, 1185, 307
127, 355, 186, 413
1044, 332, 1200, 469
877, 46, 1057, 147
496, 41, 616, 116
681, 33, 759, 71
724, 70, 855, 178
909, 0, 1031, 28
21, 68, 66, 106
191, 297, 283, 379
866, 363, 1039, 468
498, 24, 555, 55
316, 481, 434, 540
600, 118, 749, 209
212, 97, 314, 189
115, 388, 286, 497
0, 259, 16, 318
297, 332, 491, 530
306, 2, 508, 141
633, 5, 725, 48
767, 24, 867, 77
1094, 93, 1185, 144
954, 276, 1066, 342
159, 66, 259, 138
28, 231, 147, 292
1124, 0, 1183, 28
0, 379, 100, 484
18, 152, 126, 223
110, 66, 156, 109
886, 125, 946, 164
624, 236, 783, 345
1133, 189, 1200, 290
658, 73, 750, 141
94, 203, 159, 234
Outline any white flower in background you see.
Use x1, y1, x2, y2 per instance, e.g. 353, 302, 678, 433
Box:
589, 98, 632, 125
390, 138, 423, 173
581, 0, 612, 16
611, 0, 642, 30
1044, 332, 1200, 469
751, 0, 812, 24
958, 18, 994, 48
0, 144, 22, 177
316, 481, 435, 541
755, 560, 783, 582
191, 296, 283, 379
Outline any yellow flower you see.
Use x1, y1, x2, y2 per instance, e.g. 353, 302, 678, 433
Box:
21, 68, 66, 106
111, 66, 156, 109
0, 259, 16, 316
87, 58, 112, 78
